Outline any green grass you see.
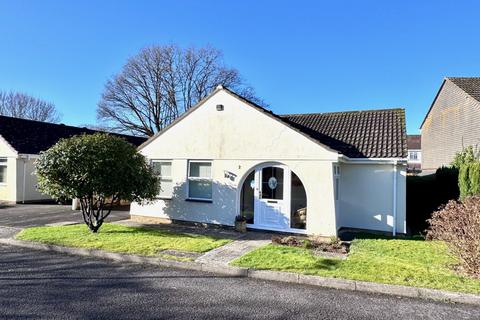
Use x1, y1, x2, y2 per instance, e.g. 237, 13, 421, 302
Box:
231, 238, 480, 294
16, 223, 232, 260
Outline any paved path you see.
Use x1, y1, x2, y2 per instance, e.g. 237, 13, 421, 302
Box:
196, 235, 270, 265
117, 220, 271, 265
1, 244, 478, 320
0, 226, 22, 239
0, 204, 130, 228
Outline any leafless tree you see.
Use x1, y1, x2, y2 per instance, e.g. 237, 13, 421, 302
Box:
97, 45, 266, 136
0, 91, 61, 123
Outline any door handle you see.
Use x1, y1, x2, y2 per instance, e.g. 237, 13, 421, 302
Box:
267, 200, 278, 204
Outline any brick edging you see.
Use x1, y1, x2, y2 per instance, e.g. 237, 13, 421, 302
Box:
1, 238, 479, 306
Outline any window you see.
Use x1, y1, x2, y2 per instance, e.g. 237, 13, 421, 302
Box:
152, 161, 173, 198
0, 158, 6, 184
188, 161, 212, 200
409, 151, 418, 160
333, 164, 340, 201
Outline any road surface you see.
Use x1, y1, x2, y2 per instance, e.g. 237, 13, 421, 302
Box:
0, 245, 478, 319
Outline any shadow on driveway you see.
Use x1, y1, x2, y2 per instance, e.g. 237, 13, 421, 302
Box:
0, 204, 130, 228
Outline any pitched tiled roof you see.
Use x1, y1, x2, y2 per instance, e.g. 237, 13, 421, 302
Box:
219, 87, 407, 159
447, 77, 480, 102
0, 115, 147, 154
280, 109, 407, 158
407, 135, 421, 149
139, 86, 407, 159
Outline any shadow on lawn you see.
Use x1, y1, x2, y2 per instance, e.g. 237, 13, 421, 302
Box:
102, 228, 220, 240
339, 231, 425, 242
312, 258, 342, 270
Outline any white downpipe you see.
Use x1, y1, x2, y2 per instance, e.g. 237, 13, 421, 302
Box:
392, 160, 397, 236
22, 159, 26, 204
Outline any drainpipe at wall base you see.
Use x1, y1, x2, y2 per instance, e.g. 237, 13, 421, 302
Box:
392, 160, 397, 236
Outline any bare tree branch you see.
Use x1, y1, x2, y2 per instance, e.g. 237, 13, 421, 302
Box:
97, 44, 267, 136
0, 91, 61, 123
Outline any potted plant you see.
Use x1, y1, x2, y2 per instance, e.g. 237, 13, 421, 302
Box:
234, 215, 247, 233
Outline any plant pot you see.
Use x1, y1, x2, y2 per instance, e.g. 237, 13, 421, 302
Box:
235, 220, 247, 233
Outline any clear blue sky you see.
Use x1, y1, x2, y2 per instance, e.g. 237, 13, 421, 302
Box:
1, 0, 480, 134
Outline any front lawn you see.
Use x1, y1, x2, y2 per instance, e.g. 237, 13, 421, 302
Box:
17, 223, 232, 261
231, 238, 480, 294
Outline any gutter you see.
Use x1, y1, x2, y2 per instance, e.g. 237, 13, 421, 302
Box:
338, 155, 407, 164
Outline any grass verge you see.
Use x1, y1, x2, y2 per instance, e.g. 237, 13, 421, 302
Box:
231, 238, 480, 294
16, 223, 232, 260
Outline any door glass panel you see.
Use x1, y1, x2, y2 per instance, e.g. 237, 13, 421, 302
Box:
261, 167, 284, 200
240, 171, 255, 223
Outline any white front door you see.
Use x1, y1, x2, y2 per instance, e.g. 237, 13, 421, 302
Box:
254, 166, 291, 230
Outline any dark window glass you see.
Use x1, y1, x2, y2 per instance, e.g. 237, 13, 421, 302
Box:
240, 171, 255, 223
290, 171, 307, 229
261, 167, 284, 200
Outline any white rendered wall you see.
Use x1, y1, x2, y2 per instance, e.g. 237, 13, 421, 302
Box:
132, 90, 339, 236
0, 137, 17, 202
337, 163, 407, 234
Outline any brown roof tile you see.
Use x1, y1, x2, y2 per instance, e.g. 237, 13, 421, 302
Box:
407, 135, 421, 149
0, 115, 147, 154
280, 109, 407, 158
447, 77, 480, 102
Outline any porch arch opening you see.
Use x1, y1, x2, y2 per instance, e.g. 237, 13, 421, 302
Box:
239, 165, 307, 231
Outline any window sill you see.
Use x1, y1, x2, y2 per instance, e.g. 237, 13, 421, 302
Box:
156, 197, 173, 201
185, 198, 213, 203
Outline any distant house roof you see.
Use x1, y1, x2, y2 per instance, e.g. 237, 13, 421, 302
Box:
280, 109, 407, 159
0, 115, 147, 154
407, 135, 421, 150
447, 77, 480, 102
420, 77, 480, 129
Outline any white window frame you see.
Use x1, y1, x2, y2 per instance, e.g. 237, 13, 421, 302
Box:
151, 160, 173, 199
0, 158, 7, 185
187, 160, 213, 201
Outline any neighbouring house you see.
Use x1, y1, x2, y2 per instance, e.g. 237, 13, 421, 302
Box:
131, 86, 407, 236
421, 77, 480, 172
0, 116, 146, 204
407, 135, 421, 173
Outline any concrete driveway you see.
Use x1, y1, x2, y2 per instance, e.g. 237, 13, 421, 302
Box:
0, 204, 130, 228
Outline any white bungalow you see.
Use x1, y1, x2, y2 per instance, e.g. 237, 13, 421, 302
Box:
131, 86, 407, 236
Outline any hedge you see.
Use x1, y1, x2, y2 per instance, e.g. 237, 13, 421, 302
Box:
407, 166, 459, 234
459, 161, 480, 198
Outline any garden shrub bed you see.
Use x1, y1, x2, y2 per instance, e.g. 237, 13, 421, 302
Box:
271, 235, 349, 256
